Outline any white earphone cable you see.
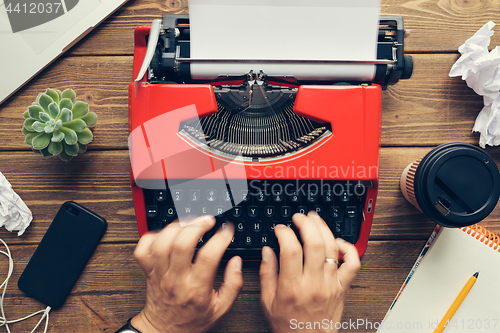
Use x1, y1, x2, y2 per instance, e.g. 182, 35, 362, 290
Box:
0, 238, 51, 332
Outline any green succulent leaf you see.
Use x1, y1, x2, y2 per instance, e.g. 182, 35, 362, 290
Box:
72, 101, 89, 118
48, 102, 60, 119
59, 127, 77, 145
39, 147, 52, 157
33, 148, 51, 156
23, 110, 30, 119
64, 119, 86, 132
59, 108, 73, 123
23, 118, 36, 131
81, 112, 97, 127
62, 89, 76, 103
54, 119, 62, 130
56, 89, 62, 101
78, 143, 87, 153
45, 89, 59, 104
64, 142, 79, 156
22, 126, 33, 135
48, 141, 63, 155
39, 112, 51, 122
28, 105, 43, 120
24, 132, 38, 145
32, 133, 52, 150
44, 124, 54, 133
38, 93, 53, 113
77, 128, 93, 144
59, 98, 73, 111
32, 121, 46, 132
51, 129, 64, 142
58, 149, 73, 161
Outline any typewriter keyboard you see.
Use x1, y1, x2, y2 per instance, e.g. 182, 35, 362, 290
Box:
142, 180, 368, 259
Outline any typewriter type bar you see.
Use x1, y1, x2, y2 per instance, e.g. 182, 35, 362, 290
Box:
137, 15, 412, 88
179, 83, 333, 161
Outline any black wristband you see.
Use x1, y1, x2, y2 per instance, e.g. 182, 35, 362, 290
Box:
115, 318, 142, 333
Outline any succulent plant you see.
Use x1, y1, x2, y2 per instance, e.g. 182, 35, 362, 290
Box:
22, 88, 97, 161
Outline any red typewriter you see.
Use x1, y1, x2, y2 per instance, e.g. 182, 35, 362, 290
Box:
129, 15, 412, 258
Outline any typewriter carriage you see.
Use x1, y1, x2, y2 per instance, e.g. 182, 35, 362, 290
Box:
140, 15, 412, 88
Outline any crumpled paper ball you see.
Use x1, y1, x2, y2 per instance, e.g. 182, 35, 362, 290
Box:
0, 172, 32, 235
449, 21, 500, 148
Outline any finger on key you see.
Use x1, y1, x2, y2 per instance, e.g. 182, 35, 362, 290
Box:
307, 211, 340, 276
193, 222, 235, 288
167, 216, 216, 278
292, 213, 326, 277
149, 221, 185, 272
336, 238, 361, 290
274, 224, 303, 287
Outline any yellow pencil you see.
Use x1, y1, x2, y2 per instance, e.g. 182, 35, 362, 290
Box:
433, 272, 479, 333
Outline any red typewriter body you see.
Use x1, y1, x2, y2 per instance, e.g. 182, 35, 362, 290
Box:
129, 25, 382, 258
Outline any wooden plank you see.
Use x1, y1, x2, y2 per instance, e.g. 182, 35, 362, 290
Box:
0, 54, 490, 149
382, 53, 484, 146
0, 150, 139, 245
0, 148, 499, 246
63, 0, 500, 56
382, 0, 500, 53
0, 240, 426, 333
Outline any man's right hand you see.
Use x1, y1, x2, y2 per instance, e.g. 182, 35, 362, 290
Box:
259, 211, 361, 333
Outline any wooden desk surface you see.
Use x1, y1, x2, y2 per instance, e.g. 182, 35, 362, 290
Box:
1, 0, 500, 331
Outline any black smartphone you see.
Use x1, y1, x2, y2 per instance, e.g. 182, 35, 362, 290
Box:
18, 201, 107, 308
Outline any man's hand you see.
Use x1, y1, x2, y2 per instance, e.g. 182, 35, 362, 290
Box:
260, 211, 361, 333
131, 216, 243, 333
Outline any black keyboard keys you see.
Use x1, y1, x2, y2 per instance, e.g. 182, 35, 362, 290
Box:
142, 179, 368, 259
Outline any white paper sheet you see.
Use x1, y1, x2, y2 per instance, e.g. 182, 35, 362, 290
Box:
0, 172, 32, 236
449, 21, 500, 148
188, 0, 381, 82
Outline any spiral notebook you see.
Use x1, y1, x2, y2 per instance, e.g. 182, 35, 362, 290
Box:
377, 225, 500, 333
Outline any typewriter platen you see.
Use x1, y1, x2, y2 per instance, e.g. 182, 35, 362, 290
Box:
128, 14, 412, 258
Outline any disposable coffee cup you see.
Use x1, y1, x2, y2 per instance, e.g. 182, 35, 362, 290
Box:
400, 142, 500, 227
